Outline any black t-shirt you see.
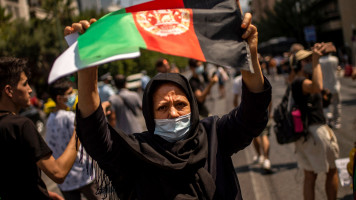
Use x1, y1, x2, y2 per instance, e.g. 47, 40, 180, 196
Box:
291, 78, 326, 125
189, 76, 209, 117
0, 112, 52, 200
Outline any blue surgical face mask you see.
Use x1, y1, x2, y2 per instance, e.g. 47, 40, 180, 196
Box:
154, 113, 191, 142
65, 93, 77, 109
195, 65, 204, 74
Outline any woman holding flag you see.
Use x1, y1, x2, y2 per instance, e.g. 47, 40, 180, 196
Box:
66, 1, 271, 199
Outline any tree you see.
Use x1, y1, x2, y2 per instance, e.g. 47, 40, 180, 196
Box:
0, 4, 12, 22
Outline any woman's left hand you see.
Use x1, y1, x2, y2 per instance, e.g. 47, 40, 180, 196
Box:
241, 13, 258, 55
237, 1, 264, 93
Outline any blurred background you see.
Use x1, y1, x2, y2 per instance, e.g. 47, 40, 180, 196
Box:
1, 1, 356, 199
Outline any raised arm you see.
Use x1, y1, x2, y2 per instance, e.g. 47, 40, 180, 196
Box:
64, 19, 100, 117
64, 20, 130, 174
194, 75, 218, 103
77, 67, 100, 117
215, 10, 271, 155
240, 13, 264, 93
302, 43, 326, 94
37, 131, 79, 184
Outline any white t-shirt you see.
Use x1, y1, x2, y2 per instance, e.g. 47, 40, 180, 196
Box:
46, 110, 93, 191
232, 75, 243, 105
232, 75, 243, 95
320, 55, 340, 93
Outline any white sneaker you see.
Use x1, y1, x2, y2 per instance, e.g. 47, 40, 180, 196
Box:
334, 123, 341, 129
258, 155, 265, 164
252, 155, 264, 164
262, 159, 271, 171
252, 155, 258, 163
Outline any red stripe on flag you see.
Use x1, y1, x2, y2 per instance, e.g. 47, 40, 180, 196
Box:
133, 9, 206, 62
126, 0, 185, 13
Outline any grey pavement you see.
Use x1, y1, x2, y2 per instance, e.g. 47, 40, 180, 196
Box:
43, 72, 355, 199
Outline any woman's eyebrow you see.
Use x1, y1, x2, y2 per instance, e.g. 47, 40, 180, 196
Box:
174, 96, 188, 101
156, 100, 169, 106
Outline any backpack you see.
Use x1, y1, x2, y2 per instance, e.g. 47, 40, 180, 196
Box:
273, 86, 308, 144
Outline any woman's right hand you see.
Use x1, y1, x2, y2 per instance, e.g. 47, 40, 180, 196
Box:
311, 42, 327, 61
64, 18, 97, 36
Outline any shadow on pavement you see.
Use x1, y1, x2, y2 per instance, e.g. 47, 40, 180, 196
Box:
338, 194, 353, 200
342, 99, 356, 106
235, 162, 298, 175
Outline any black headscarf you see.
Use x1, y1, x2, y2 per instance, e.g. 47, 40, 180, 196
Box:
142, 73, 200, 135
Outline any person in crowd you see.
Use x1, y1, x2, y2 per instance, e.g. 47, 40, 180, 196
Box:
46, 79, 100, 200
155, 58, 171, 73
280, 52, 292, 85
290, 43, 305, 54
109, 74, 144, 134
188, 59, 218, 118
0, 57, 79, 200
268, 56, 278, 81
263, 56, 271, 75
252, 102, 272, 171
288, 43, 305, 84
98, 72, 115, 102
216, 66, 229, 98
319, 43, 342, 129
65, 9, 271, 199
290, 45, 340, 200
233, 71, 272, 171
141, 70, 151, 91
258, 54, 268, 75
232, 70, 243, 107
170, 63, 181, 73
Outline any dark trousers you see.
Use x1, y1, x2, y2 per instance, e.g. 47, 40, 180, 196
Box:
61, 182, 101, 200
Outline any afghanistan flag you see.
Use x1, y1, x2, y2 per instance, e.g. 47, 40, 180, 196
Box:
49, 0, 251, 83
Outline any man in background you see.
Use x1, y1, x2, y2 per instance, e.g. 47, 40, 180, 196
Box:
188, 59, 218, 118
0, 57, 79, 200
233, 70, 272, 171
155, 58, 171, 73
98, 72, 115, 102
320, 43, 342, 129
109, 74, 144, 134
46, 78, 100, 200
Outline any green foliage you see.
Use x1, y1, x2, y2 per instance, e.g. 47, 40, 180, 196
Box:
255, 0, 324, 44
0, 4, 12, 22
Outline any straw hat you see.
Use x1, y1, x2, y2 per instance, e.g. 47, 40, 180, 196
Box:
295, 50, 312, 61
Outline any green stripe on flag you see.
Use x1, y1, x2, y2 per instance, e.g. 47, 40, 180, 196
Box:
78, 11, 147, 63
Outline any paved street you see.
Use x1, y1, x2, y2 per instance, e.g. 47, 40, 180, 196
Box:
44, 72, 355, 199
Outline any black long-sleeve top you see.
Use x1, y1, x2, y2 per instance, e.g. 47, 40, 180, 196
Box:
76, 76, 271, 200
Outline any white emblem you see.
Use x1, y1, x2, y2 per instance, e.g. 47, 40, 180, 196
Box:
135, 9, 191, 37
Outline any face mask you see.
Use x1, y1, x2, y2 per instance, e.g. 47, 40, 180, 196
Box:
154, 113, 191, 142
65, 93, 77, 108
195, 65, 204, 74
303, 63, 313, 74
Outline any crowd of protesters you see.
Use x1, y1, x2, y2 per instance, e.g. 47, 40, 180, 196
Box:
2, 41, 356, 200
